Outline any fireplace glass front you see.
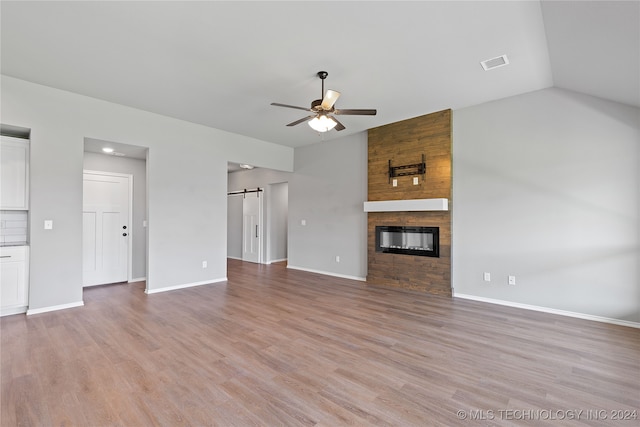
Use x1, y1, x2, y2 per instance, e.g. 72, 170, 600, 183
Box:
375, 226, 439, 257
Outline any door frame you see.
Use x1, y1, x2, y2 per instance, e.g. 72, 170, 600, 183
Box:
83, 169, 134, 283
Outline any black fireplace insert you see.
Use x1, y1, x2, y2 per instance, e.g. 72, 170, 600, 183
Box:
375, 226, 439, 257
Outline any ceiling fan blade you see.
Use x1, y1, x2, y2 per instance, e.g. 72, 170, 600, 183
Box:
331, 116, 346, 131
334, 108, 377, 115
271, 102, 312, 112
286, 115, 316, 127
321, 90, 341, 110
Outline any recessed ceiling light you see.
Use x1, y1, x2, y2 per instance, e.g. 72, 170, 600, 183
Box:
481, 54, 509, 71
102, 147, 114, 153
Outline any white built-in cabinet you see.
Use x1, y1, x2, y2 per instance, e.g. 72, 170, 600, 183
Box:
1, 134, 30, 316
0, 246, 29, 316
0, 135, 30, 210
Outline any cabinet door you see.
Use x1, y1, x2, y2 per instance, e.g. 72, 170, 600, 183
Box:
0, 137, 30, 210
0, 260, 27, 308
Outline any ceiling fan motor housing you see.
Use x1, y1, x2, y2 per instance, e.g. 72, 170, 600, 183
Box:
311, 99, 323, 110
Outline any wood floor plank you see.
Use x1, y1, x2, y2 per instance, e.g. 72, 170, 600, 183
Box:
1, 258, 638, 426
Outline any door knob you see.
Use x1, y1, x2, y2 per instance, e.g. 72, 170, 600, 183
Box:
123, 233, 128, 237
123, 225, 127, 229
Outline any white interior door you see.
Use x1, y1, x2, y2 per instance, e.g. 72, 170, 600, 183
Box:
83, 172, 130, 286
242, 192, 262, 263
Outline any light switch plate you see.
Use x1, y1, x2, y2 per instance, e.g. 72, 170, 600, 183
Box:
413, 177, 419, 185
44, 220, 53, 230
392, 179, 398, 187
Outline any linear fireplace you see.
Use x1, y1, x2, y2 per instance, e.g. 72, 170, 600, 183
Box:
375, 226, 439, 257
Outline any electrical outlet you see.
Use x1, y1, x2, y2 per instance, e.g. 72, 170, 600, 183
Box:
508, 275, 516, 285
335, 256, 340, 263
392, 179, 398, 187
301, 219, 306, 226
413, 177, 419, 185
202, 261, 208, 269
483, 272, 491, 282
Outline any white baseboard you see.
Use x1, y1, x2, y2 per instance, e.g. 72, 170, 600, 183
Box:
453, 293, 640, 329
286, 265, 366, 282
267, 258, 288, 264
145, 277, 227, 294
26, 300, 84, 316
227, 256, 243, 261
1, 305, 27, 317
129, 277, 146, 283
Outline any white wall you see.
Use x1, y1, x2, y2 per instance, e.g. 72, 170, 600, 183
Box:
453, 87, 639, 323
1, 76, 293, 311
269, 182, 288, 262
227, 194, 243, 260
227, 167, 291, 263
288, 132, 368, 280
83, 151, 147, 280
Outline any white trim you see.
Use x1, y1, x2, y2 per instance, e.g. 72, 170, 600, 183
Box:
227, 256, 243, 261
129, 277, 146, 283
127, 174, 133, 281
364, 198, 448, 212
286, 265, 366, 282
26, 301, 84, 316
145, 278, 227, 294
1, 306, 28, 317
453, 293, 640, 329
267, 258, 288, 264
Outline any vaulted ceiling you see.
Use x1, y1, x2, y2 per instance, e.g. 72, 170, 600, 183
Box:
1, 1, 638, 149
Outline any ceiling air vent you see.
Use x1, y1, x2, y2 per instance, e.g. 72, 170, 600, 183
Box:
481, 54, 509, 71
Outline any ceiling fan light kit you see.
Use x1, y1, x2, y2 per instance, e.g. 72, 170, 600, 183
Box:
271, 71, 377, 133
308, 115, 337, 132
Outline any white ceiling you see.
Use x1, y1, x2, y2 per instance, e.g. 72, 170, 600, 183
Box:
1, 1, 638, 149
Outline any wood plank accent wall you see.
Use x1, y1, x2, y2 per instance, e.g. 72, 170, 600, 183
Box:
367, 109, 452, 296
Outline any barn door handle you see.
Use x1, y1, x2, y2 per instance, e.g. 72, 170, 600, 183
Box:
255, 225, 258, 238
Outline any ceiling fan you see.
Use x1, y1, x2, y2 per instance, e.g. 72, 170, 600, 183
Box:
271, 71, 377, 132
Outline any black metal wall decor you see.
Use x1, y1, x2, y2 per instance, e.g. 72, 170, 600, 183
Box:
388, 154, 426, 183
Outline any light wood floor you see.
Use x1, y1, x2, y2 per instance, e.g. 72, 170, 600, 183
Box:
2, 259, 638, 426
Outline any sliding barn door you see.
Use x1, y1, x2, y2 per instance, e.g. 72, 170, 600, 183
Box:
242, 192, 262, 263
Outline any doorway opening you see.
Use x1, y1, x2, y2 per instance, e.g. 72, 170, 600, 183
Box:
226, 166, 289, 266
82, 138, 148, 288
227, 188, 264, 264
